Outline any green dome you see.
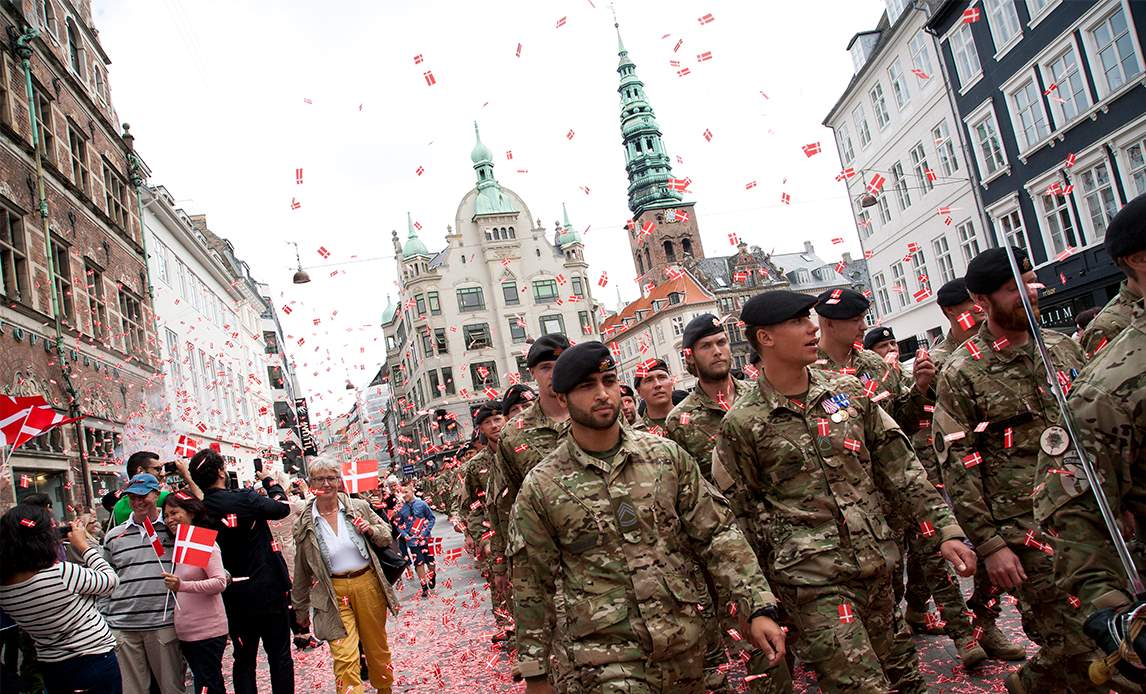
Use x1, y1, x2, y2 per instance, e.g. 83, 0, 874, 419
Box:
381, 295, 397, 324
470, 121, 491, 164
555, 202, 581, 246
402, 212, 430, 258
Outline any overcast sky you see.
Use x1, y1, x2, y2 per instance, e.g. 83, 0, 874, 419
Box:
93, 0, 886, 425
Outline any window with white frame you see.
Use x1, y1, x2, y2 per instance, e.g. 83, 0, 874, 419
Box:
870, 83, 891, 129
1038, 191, 1079, 255
890, 262, 908, 307
984, 0, 1022, 52
886, 0, 910, 23
837, 123, 855, 163
1026, 0, 1055, 22
910, 32, 934, 78
933, 236, 956, 283
1077, 160, 1119, 241
852, 104, 871, 148
950, 24, 982, 87
969, 108, 1007, 177
933, 121, 959, 176
857, 209, 873, 239
1009, 77, 1050, 150
958, 220, 983, 263
910, 250, 931, 292
888, 59, 910, 109
876, 194, 892, 225
891, 161, 911, 210
996, 210, 1029, 252
1086, 5, 1143, 97
910, 142, 934, 193
1125, 136, 1146, 196
1043, 44, 1090, 124
873, 273, 893, 315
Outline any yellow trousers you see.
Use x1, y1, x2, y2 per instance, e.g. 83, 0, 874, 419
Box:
330, 569, 392, 694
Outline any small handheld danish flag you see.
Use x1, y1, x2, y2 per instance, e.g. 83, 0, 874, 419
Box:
173, 525, 218, 570
142, 516, 165, 558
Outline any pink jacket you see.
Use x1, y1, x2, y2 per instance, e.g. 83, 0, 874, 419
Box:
173, 543, 229, 642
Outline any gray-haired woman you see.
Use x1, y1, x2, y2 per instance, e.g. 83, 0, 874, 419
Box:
291, 456, 400, 694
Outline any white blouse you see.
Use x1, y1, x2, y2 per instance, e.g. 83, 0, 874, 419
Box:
311, 503, 370, 575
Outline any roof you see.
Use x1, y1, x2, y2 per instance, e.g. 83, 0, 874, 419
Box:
599, 267, 715, 340
690, 248, 782, 290
924, 0, 961, 32
771, 251, 853, 292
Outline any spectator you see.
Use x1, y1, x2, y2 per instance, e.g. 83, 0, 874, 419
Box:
99, 474, 185, 694
0, 504, 121, 694
1073, 306, 1102, 341
103, 452, 201, 527
396, 484, 437, 597
292, 456, 401, 694
161, 493, 228, 694
190, 449, 294, 694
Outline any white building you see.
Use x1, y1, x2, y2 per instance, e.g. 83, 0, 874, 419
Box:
824, 0, 985, 348
142, 186, 277, 483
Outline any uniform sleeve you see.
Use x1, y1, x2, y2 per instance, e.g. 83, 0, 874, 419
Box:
934, 366, 1006, 556
713, 416, 769, 563
884, 361, 931, 435
464, 462, 490, 547
507, 483, 559, 680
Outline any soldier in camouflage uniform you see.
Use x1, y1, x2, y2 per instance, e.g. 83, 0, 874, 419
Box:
634, 359, 673, 435
618, 385, 646, 431
715, 290, 976, 692
508, 341, 786, 694
1079, 195, 1146, 359
932, 247, 1101, 693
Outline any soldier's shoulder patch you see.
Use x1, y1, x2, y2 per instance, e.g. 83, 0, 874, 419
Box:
931, 407, 962, 465
1033, 450, 1097, 522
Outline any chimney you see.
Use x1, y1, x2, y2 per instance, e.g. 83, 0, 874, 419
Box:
803, 241, 814, 255
842, 252, 852, 263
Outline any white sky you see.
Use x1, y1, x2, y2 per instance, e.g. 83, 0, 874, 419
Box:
93, 0, 885, 425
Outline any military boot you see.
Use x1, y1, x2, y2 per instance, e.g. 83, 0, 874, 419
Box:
905, 606, 944, 635
958, 639, 989, 668
978, 623, 1027, 661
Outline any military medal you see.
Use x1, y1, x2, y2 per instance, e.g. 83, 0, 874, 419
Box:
1039, 426, 1070, 456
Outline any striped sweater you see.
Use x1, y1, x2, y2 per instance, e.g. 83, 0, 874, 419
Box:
100, 516, 176, 630
0, 547, 119, 662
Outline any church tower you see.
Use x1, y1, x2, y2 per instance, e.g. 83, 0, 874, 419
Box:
615, 21, 705, 291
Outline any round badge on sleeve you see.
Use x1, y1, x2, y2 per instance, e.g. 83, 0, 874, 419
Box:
1040, 426, 1070, 456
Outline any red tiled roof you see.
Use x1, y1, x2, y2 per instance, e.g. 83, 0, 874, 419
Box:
600, 269, 715, 340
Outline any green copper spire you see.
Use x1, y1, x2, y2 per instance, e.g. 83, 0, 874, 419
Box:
470, 121, 518, 216
615, 21, 682, 216
402, 211, 429, 258
555, 201, 582, 247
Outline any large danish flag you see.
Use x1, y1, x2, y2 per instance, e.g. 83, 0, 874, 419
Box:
173, 524, 218, 570
0, 396, 83, 451
341, 459, 379, 494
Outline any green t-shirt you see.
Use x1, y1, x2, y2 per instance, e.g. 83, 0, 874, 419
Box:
112, 490, 171, 526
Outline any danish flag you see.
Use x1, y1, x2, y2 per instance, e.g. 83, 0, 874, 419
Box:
141, 516, 165, 558
0, 396, 83, 451
843, 439, 862, 453
962, 452, 983, 469
173, 525, 217, 570
342, 459, 379, 494
866, 173, 886, 195
817, 419, 830, 436
174, 434, 198, 459
962, 7, 980, 23
956, 311, 977, 330
919, 521, 936, 537
911, 68, 930, 79
836, 167, 856, 181
598, 272, 609, 287
802, 142, 821, 157
703, 128, 713, 142
838, 603, 856, 624
965, 341, 983, 360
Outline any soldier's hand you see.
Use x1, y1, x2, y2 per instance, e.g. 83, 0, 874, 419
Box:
939, 539, 977, 577
984, 546, 1027, 589
748, 615, 786, 665
913, 349, 936, 393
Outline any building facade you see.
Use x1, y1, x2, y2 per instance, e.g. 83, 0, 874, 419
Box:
927, 0, 1146, 329
826, 0, 985, 349
0, 0, 160, 516
256, 281, 310, 475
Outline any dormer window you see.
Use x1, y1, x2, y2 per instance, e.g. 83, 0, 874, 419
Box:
668, 292, 683, 305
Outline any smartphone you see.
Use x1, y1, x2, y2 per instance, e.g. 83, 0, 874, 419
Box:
164, 461, 179, 475
253, 458, 264, 474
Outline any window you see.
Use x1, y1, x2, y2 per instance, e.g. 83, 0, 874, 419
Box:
933, 236, 956, 283
663, 240, 676, 261
891, 161, 911, 210
1039, 192, 1079, 256
67, 124, 89, 194
463, 323, 491, 349
434, 327, 448, 354
996, 209, 1029, 252
1077, 161, 1118, 242
910, 32, 934, 78
958, 220, 983, 262
886, 0, 910, 22
539, 314, 565, 335
119, 288, 145, 357
888, 59, 909, 109
153, 241, 169, 284
420, 329, 433, 355
670, 315, 684, 336
1044, 46, 1090, 123
876, 194, 892, 225
91, 65, 107, 103
470, 361, 499, 389
39, 0, 58, 37
571, 276, 584, 297
50, 236, 73, 323
932, 121, 959, 176
970, 110, 1007, 177
415, 294, 426, 316
508, 317, 527, 343
1088, 6, 1142, 96
950, 24, 982, 87
857, 209, 873, 239
910, 142, 934, 193
103, 161, 128, 229
65, 18, 83, 78
984, 0, 1022, 51
836, 123, 855, 163
427, 291, 441, 315
515, 356, 531, 383
86, 262, 107, 340
456, 286, 485, 311
501, 282, 519, 306
852, 104, 871, 148
1009, 78, 1050, 150
910, 250, 931, 293
870, 83, 890, 129
33, 88, 54, 165
1026, 0, 1054, 21
164, 329, 181, 386
532, 279, 559, 303
442, 367, 456, 395
873, 273, 892, 315
579, 310, 593, 335
1126, 137, 1146, 196
890, 262, 908, 307
0, 206, 29, 302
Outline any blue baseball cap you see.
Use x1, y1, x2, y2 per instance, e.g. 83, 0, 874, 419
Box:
123, 473, 160, 496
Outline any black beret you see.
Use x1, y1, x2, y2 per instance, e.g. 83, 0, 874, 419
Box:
552, 341, 616, 394
526, 333, 570, 367
682, 313, 724, 350
619, 384, 635, 398
814, 288, 871, 320
740, 290, 818, 326
500, 384, 535, 416
863, 326, 895, 350
473, 401, 502, 427
936, 278, 971, 308
633, 358, 670, 389
1105, 193, 1146, 261
965, 247, 1031, 295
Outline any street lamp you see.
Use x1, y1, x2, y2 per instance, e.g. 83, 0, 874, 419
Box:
288, 242, 310, 284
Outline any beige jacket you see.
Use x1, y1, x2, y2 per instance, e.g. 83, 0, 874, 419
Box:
291, 494, 401, 641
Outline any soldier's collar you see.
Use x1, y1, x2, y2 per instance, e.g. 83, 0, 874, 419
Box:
567, 426, 631, 473
977, 323, 1029, 363
755, 368, 834, 414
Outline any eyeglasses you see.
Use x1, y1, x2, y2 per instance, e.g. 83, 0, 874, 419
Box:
310, 476, 340, 485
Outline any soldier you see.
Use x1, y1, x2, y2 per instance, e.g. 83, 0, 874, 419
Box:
715, 289, 976, 692
863, 325, 899, 360
507, 341, 786, 693
618, 385, 644, 430
932, 247, 1098, 693
1079, 194, 1146, 359
502, 383, 536, 421
634, 358, 673, 435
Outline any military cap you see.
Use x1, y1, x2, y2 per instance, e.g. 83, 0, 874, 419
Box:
633, 358, 670, 389
552, 341, 616, 394
526, 333, 570, 367
740, 290, 818, 326
682, 313, 724, 349
814, 288, 871, 320
863, 326, 896, 350
473, 401, 502, 427
1105, 193, 1146, 261
936, 278, 971, 308
965, 246, 1031, 295
619, 384, 636, 399
500, 384, 535, 416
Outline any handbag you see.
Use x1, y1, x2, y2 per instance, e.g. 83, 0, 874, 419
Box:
370, 541, 410, 584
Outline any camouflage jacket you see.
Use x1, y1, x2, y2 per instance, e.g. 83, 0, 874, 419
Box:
452, 448, 493, 547
932, 322, 1085, 558
665, 378, 754, 482
815, 345, 930, 435
912, 330, 972, 486
713, 368, 963, 587
1080, 282, 1144, 359
507, 428, 775, 676
644, 415, 668, 437
484, 450, 512, 576
1036, 312, 1146, 612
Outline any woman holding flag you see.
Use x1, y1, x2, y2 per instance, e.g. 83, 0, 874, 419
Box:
161, 492, 228, 694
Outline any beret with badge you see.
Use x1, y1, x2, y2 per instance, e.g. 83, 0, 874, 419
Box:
633, 358, 669, 389
965, 246, 1031, 295
863, 326, 896, 350
740, 290, 819, 327
552, 341, 617, 394
814, 288, 870, 320
682, 313, 724, 350
936, 278, 971, 308
526, 333, 570, 368
473, 401, 502, 427
500, 384, 535, 417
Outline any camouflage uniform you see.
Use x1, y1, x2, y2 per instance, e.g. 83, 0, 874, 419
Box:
815, 345, 930, 435
714, 368, 962, 692
454, 448, 512, 630
644, 416, 668, 437
507, 428, 778, 693
1036, 311, 1146, 614
1079, 281, 1144, 359
933, 322, 1102, 691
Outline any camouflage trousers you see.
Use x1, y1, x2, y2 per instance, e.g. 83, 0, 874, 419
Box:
482, 555, 513, 630
894, 528, 975, 643
571, 649, 705, 694
964, 559, 1004, 626
775, 572, 927, 693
